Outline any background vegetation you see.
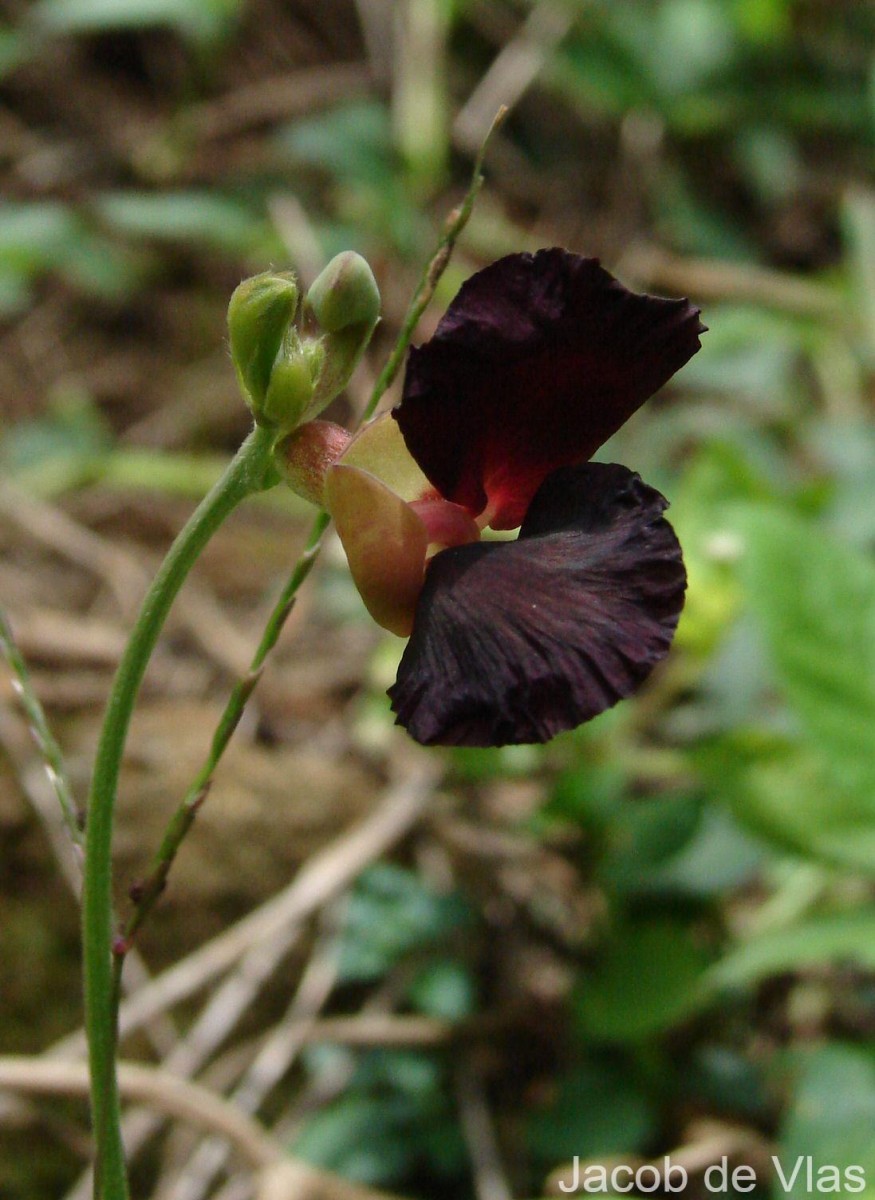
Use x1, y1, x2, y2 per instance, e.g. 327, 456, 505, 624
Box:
1, 1, 875, 1198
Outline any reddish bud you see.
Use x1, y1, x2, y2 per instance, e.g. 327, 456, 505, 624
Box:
277, 420, 352, 506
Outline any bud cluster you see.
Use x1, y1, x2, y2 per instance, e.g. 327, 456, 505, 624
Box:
227, 252, 380, 435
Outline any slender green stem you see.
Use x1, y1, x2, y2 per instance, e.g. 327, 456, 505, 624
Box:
116, 111, 509, 965
363, 104, 506, 420
80, 114, 504, 1190
82, 422, 277, 1199
0, 605, 84, 851
119, 508, 331, 949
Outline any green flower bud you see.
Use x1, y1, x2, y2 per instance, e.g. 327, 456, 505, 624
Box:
303, 252, 381, 416
227, 271, 299, 421
305, 251, 381, 333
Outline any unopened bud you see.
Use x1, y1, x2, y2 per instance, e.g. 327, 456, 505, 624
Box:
305, 251, 381, 333
228, 271, 299, 421
261, 340, 319, 431
303, 252, 381, 414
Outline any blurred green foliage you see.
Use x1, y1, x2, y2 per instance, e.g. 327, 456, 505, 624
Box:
3, 0, 875, 1196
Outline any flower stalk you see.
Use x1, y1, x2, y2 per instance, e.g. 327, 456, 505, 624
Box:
82, 421, 278, 1198
81, 108, 504, 1195
118, 106, 503, 963
117, 507, 331, 954
364, 105, 506, 417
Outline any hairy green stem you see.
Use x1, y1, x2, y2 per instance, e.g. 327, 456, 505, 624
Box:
82, 422, 277, 1198
115, 110, 508, 971
119, 507, 331, 949
363, 104, 505, 418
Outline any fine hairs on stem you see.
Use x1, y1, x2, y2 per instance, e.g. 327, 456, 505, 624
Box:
117, 104, 507, 962
83, 422, 280, 1199
66, 108, 505, 1197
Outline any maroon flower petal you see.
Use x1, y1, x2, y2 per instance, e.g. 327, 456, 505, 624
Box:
388, 463, 686, 746
395, 249, 705, 529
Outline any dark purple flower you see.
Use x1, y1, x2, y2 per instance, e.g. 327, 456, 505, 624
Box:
306, 248, 703, 746
397, 249, 703, 531
388, 463, 688, 746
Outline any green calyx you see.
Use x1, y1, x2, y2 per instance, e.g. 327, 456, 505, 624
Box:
228, 271, 299, 421
260, 333, 324, 431
228, 254, 381, 437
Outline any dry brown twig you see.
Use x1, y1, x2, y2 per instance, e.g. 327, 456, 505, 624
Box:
192, 64, 372, 141
0, 1057, 279, 1171
159, 909, 347, 1200
104, 761, 434, 1046
618, 242, 847, 324
0, 1056, 403, 1200
0, 478, 148, 616
0, 478, 256, 677
453, 1, 575, 155
0, 626, 180, 1072
455, 1058, 514, 1200
51, 764, 435, 1196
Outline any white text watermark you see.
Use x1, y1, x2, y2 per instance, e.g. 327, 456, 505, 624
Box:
555, 1156, 866, 1194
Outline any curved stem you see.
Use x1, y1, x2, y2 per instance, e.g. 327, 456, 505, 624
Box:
120, 508, 331, 950
116, 117, 504, 968
82, 115, 505, 1195
362, 104, 505, 419
82, 422, 276, 1199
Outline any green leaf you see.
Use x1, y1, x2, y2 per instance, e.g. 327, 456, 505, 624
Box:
2, 392, 110, 475
33, 0, 241, 42
337, 865, 470, 983
638, 805, 765, 897
575, 919, 712, 1042
777, 1045, 875, 1193
842, 187, 875, 365
93, 191, 264, 253
545, 761, 627, 826
0, 201, 138, 304
723, 741, 875, 873
670, 440, 776, 658
652, 0, 737, 94
0, 271, 30, 316
709, 909, 875, 991
0, 26, 32, 78
730, 0, 791, 43
277, 103, 427, 258
54, 235, 138, 298
596, 793, 703, 894
0, 202, 80, 272
279, 102, 395, 186
293, 1049, 462, 1187
739, 505, 875, 793
527, 1060, 654, 1161
687, 1044, 771, 1118
292, 1092, 419, 1184
808, 421, 875, 548
408, 960, 475, 1020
